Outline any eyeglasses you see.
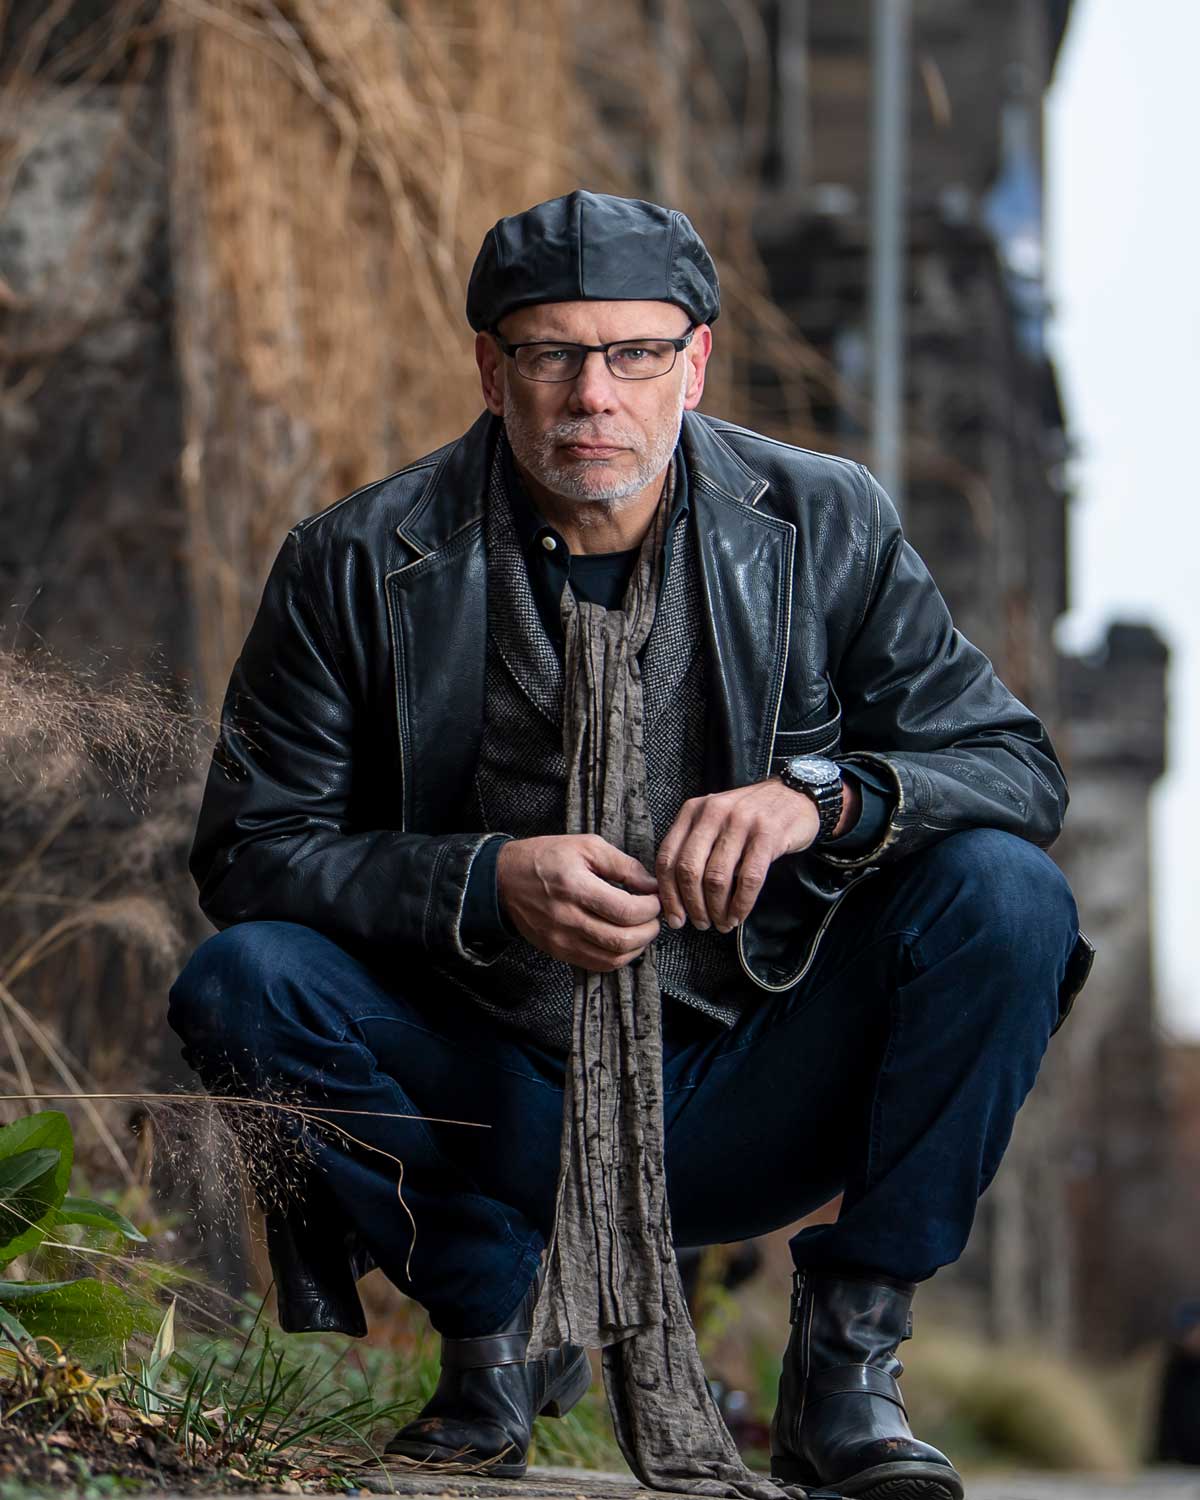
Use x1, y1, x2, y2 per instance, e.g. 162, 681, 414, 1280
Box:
493, 324, 696, 382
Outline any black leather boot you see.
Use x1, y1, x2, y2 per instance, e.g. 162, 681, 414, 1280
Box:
385, 1272, 591, 1478
770, 1268, 963, 1500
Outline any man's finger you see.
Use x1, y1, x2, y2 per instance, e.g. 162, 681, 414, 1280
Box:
577, 914, 663, 956
578, 875, 662, 927
704, 825, 751, 929
651, 810, 699, 924
671, 816, 725, 929
570, 941, 651, 974
726, 831, 776, 928
584, 836, 659, 893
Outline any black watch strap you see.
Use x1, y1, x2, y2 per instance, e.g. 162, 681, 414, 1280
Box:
780, 756, 843, 842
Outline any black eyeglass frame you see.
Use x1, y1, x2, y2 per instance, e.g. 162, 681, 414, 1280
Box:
491, 323, 697, 382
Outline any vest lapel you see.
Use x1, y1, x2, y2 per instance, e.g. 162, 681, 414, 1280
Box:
640, 508, 702, 732
485, 456, 564, 728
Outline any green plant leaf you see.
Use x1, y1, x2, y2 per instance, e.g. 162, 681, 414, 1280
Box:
0, 1277, 79, 1298
135, 1296, 179, 1413
0, 1304, 31, 1346
148, 1297, 177, 1366
0, 1113, 73, 1266
0, 1277, 138, 1367
0, 1149, 61, 1196
54, 1196, 148, 1243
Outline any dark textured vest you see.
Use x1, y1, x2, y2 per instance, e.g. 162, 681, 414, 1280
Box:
441, 448, 762, 1053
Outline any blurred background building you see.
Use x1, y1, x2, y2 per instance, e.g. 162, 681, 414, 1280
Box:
1, 0, 1194, 1369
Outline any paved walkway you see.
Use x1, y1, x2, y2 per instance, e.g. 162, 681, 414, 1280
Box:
968, 1476, 1200, 1499
342, 1463, 1200, 1499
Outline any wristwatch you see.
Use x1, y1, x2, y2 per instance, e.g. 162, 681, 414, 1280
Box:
779, 755, 843, 842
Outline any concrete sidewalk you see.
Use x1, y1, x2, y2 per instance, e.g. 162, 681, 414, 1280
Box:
345, 1463, 1200, 1499
966, 1476, 1200, 1499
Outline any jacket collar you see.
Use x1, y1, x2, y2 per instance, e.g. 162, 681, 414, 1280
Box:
680, 412, 770, 509
394, 410, 497, 557
394, 409, 768, 557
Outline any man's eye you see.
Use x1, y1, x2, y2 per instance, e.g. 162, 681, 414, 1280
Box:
529, 347, 572, 368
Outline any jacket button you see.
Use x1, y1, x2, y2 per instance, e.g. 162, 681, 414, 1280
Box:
541, 535, 557, 551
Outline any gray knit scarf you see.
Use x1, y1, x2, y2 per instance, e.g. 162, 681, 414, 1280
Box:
525, 462, 808, 1499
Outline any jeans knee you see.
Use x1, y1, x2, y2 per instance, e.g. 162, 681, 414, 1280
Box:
167, 921, 311, 1072
899, 832, 1080, 1047
930, 829, 1077, 954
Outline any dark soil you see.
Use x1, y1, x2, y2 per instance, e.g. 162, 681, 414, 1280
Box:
0, 1397, 349, 1493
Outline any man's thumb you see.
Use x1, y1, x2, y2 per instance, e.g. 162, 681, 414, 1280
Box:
589, 839, 658, 891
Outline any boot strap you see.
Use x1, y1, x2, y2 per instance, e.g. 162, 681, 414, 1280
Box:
442, 1331, 529, 1369
441, 1330, 529, 1369
806, 1363, 907, 1415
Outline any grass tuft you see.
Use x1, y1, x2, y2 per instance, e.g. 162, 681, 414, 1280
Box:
889, 1325, 1133, 1474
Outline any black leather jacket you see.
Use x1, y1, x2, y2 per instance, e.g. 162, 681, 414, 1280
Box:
190, 409, 1094, 1334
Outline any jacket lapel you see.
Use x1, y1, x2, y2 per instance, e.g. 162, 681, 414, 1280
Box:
682, 413, 794, 792
384, 412, 497, 832
385, 527, 487, 832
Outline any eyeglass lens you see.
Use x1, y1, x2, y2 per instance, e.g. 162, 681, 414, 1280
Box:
514, 340, 680, 382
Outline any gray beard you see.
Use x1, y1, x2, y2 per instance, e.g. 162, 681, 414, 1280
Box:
502, 382, 686, 512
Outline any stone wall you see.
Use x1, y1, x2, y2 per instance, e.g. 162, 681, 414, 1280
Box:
1053, 624, 1175, 1353
0, 77, 187, 673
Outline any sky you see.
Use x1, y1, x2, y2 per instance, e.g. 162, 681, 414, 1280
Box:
1045, 0, 1200, 1036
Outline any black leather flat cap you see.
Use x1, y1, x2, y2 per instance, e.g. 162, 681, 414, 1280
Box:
466, 189, 720, 332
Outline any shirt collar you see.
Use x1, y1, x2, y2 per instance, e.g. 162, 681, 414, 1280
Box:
499, 430, 689, 556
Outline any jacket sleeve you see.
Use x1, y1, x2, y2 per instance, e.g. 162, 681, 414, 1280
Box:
189, 528, 508, 967
816, 469, 1069, 870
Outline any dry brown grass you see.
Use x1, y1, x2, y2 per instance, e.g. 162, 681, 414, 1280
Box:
0, 638, 207, 1166
153, 0, 841, 705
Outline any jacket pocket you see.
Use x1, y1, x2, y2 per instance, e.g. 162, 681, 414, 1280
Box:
737, 849, 874, 993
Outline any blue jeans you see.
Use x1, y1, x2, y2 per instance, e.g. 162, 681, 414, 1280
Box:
168, 829, 1079, 1337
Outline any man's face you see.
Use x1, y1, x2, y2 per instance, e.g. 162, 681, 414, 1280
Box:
476, 299, 711, 509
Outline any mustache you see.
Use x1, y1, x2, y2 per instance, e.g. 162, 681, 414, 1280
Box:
541, 420, 637, 447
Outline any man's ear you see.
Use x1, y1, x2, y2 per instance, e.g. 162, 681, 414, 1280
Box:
476, 331, 505, 416
682, 324, 712, 411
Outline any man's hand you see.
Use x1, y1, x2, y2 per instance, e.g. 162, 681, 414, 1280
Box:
655, 776, 861, 933
496, 834, 662, 972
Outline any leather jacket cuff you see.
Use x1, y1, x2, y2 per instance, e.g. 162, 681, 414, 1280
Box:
812, 754, 904, 868
819, 769, 891, 855
459, 834, 516, 960
457, 834, 517, 965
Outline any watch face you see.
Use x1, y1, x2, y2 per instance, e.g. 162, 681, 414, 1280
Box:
786, 756, 840, 786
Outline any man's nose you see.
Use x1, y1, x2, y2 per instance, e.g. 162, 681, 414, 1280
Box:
567, 351, 620, 414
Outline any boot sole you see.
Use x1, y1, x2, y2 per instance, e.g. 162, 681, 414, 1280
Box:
385, 1350, 592, 1480
772, 1457, 963, 1500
